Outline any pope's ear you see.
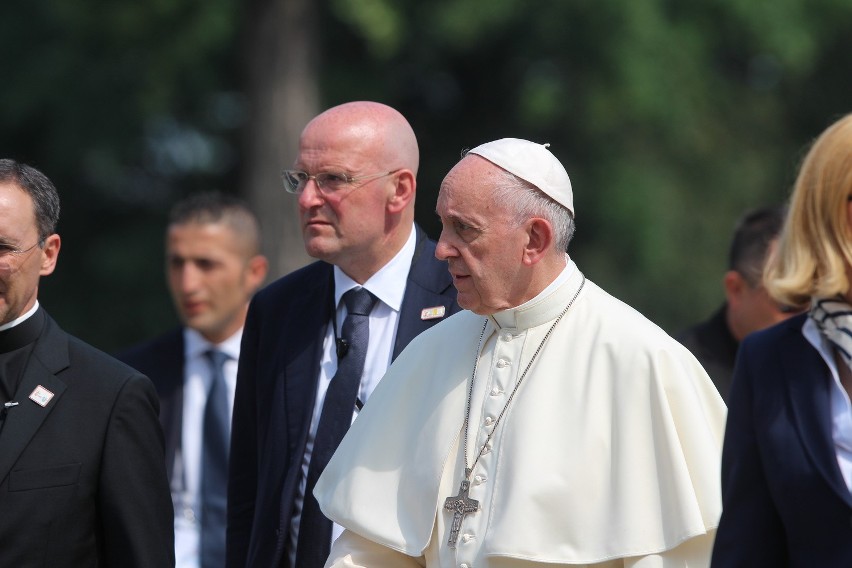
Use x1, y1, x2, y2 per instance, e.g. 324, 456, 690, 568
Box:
522, 218, 553, 266
39, 234, 61, 276
386, 169, 415, 214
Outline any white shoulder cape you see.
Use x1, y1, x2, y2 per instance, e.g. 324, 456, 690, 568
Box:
315, 269, 725, 563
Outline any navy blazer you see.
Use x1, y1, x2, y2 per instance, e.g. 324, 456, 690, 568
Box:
226, 227, 459, 568
0, 309, 174, 567
118, 327, 185, 485
711, 313, 852, 567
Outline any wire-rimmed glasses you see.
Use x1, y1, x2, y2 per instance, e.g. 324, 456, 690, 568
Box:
281, 169, 400, 196
0, 238, 45, 271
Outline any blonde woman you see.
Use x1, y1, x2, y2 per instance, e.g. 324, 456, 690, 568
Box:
712, 113, 852, 567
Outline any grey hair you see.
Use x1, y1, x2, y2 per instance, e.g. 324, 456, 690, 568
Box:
490, 167, 576, 252
0, 159, 61, 240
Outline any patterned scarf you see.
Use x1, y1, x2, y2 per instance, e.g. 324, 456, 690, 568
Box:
810, 297, 852, 370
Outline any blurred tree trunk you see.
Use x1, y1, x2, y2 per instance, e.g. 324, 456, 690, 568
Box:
241, 0, 318, 279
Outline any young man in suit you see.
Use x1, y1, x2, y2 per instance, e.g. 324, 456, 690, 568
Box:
677, 205, 798, 401
119, 192, 268, 568
226, 101, 460, 568
0, 159, 174, 567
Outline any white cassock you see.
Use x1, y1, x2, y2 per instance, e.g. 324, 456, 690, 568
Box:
315, 260, 726, 567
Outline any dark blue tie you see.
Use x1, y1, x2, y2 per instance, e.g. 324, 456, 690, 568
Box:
295, 288, 378, 568
201, 349, 230, 568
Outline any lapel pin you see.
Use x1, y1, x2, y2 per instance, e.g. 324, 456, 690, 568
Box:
29, 385, 55, 408
421, 306, 446, 320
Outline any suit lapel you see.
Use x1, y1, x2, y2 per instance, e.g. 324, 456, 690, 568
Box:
784, 325, 852, 506
283, 267, 333, 454
158, 330, 185, 484
393, 226, 456, 359
0, 314, 69, 484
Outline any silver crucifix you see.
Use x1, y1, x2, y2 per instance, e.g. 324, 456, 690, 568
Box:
443, 471, 479, 548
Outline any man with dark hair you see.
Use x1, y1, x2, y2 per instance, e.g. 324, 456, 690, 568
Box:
120, 191, 268, 568
0, 159, 174, 566
677, 205, 798, 401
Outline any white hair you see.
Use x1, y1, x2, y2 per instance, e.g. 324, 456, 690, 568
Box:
490, 167, 576, 252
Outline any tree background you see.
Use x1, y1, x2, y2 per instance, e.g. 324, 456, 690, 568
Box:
1, 0, 850, 353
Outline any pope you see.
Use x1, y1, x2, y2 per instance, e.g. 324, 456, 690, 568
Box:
315, 138, 726, 567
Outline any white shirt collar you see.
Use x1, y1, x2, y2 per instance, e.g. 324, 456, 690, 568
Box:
0, 301, 40, 332
182, 325, 243, 361
333, 225, 417, 312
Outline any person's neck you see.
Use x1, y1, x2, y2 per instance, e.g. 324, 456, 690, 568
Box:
531, 251, 569, 292
508, 254, 569, 309
196, 314, 248, 346
340, 222, 413, 284
724, 305, 747, 342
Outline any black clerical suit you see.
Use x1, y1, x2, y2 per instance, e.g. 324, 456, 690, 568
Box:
0, 307, 174, 568
118, 327, 186, 489
227, 228, 459, 568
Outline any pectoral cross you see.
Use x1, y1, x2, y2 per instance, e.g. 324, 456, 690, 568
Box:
443, 469, 479, 548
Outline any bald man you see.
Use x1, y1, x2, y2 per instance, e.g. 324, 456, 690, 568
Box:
315, 139, 723, 567
227, 102, 460, 568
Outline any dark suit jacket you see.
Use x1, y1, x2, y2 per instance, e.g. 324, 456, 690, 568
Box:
0, 309, 175, 568
676, 304, 738, 402
711, 313, 852, 567
226, 228, 459, 568
118, 327, 185, 484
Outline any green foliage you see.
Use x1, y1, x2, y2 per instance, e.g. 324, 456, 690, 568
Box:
1, 0, 850, 350
330, 0, 403, 57
0, 0, 241, 350
328, 0, 851, 332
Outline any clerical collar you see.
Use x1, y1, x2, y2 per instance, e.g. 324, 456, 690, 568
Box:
0, 301, 40, 332
0, 304, 45, 354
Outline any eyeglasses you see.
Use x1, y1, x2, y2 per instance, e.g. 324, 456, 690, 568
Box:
0, 238, 44, 258
0, 238, 44, 271
281, 169, 399, 196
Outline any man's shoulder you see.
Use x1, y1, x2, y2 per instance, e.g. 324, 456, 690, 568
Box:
676, 322, 704, 351
253, 259, 332, 306
38, 315, 150, 393
581, 279, 672, 340
114, 329, 184, 395
115, 327, 183, 366
677, 306, 736, 359
741, 311, 808, 353
66, 334, 143, 376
